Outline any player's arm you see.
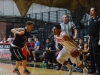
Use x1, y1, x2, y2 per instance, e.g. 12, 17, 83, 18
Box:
62, 34, 79, 48
54, 36, 58, 49
11, 28, 24, 35
54, 37, 60, 52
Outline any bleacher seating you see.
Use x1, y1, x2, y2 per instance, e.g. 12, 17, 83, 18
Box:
0, 43, 11, 59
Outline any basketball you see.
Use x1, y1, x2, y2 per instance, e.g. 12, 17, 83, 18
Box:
70, 48, 80, 58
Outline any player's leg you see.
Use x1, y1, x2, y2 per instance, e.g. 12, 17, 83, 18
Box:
75, 56, 88, 75
56, 47, 74, 75
79, 63, 88, 75
10, 46, 21, 75
13, 61, 21, 75
66, 46, 88, 75
56, 47, 68, 65
22, 60, 31, 74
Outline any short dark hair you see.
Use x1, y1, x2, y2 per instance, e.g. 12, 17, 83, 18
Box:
25, 21, 34, 26
54, 25, 61, 29
79, 38, 84, 41
63, 14, 69, 17
94, 8, 98, 12
91, 7, 98, 13
46, 38, 51, 41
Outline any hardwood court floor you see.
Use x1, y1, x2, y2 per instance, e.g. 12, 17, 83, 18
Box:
0, 62, 93, 75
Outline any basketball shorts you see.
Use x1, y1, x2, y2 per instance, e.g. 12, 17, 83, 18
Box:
10, 45, 26, 61
56, 47, 81, 65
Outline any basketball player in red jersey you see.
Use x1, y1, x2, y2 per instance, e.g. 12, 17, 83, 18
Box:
22, 42, 30, 60
53, 25, 88, 75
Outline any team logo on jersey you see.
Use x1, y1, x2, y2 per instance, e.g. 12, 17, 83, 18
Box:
57, 39, 64, 42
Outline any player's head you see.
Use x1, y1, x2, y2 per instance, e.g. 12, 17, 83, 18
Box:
52, 24, 61, 35
25, 21, 34, 32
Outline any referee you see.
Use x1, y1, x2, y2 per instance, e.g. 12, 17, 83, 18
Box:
88, 8, 100, 74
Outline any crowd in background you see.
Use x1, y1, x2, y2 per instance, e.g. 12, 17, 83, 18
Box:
0, 33, 90, 72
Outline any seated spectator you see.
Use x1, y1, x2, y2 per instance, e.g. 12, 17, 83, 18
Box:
23, 38, 34, 61
74, 38, 84, 72
82, 43, 90, 67
78, 38, 84, 61
79, 38, 84, 49
1, 37, 7, 43
7, 35, 13, 44
27, 38, 34, 49
43, 38, 54, 65
32, 37, 40, 61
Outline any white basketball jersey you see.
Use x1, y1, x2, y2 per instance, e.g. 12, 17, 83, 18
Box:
54, 32, 75, 52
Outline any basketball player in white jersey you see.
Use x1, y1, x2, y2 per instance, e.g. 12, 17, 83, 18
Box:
52, 25, 88, 75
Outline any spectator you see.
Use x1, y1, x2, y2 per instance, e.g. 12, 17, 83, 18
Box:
79, 38, 84, 49
1, 37, 7, 43
26, 38, 34, 61
27, 38, 34, 48
32, 37, 40, 61
78, 38, 84, 61
33, 35, 36, 41
82, 43, 90, 67
43, 38, 54, 65
7, 35, 13, 44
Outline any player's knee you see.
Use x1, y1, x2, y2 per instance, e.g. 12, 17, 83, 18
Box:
56, 56, 63, 64
56, 56, 59, 62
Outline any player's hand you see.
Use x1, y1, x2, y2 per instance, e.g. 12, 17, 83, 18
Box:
98, 40, 100, 45
56, 49, 60, 52
55, 52, 59, 56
